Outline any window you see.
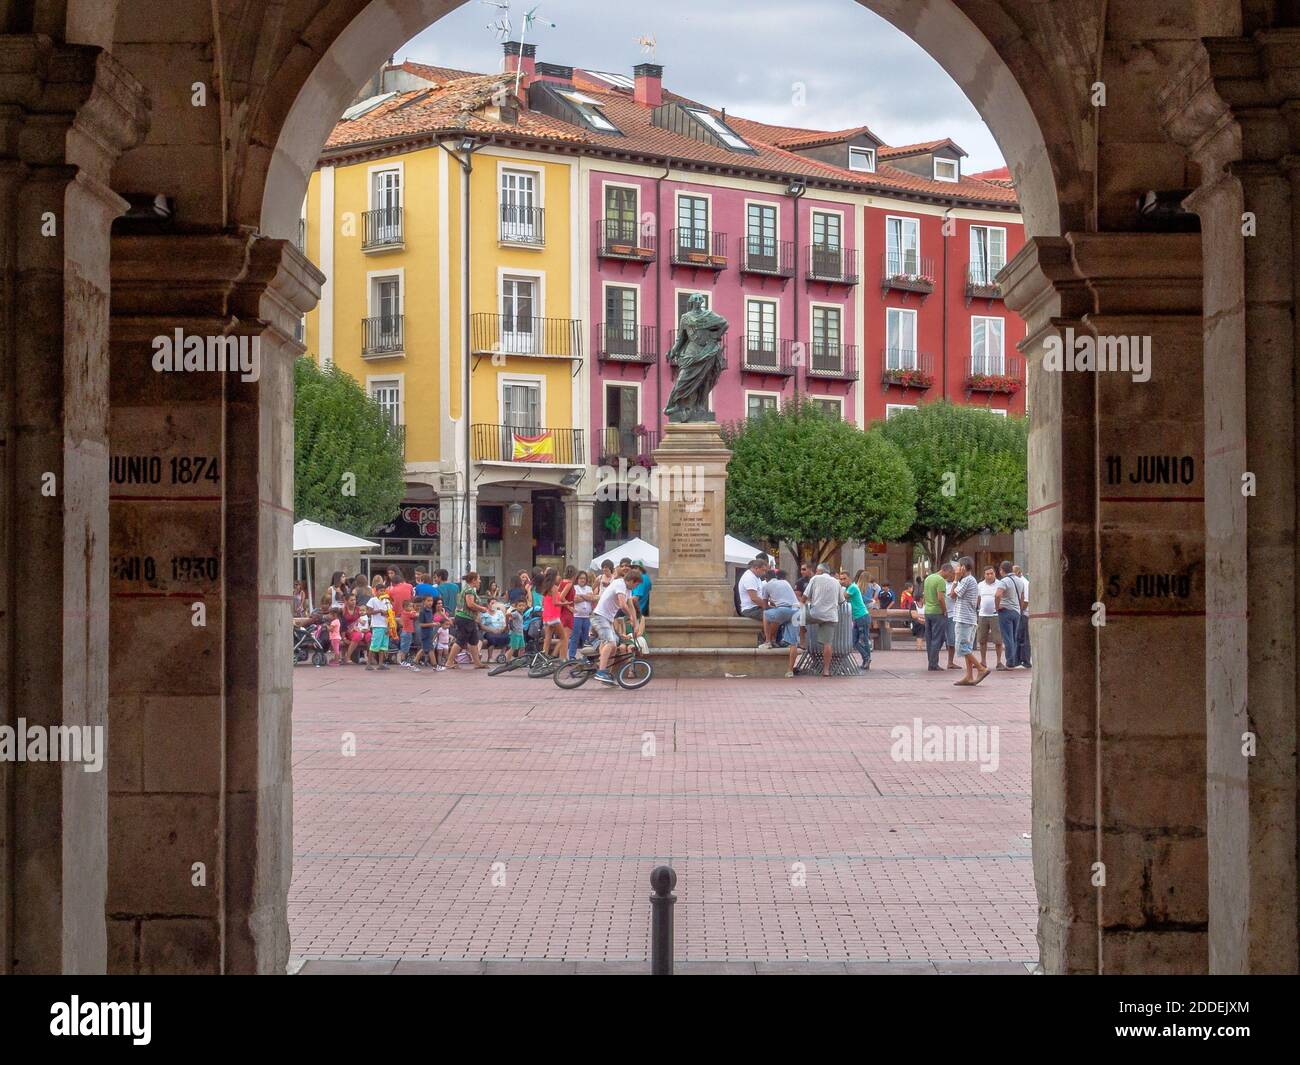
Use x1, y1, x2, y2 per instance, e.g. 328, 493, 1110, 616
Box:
811, 305, 842, 372
984, 408, 1009, 417
556, 89, 621, 133
604, 285, 638, 356
934, 157, 959, 182
970, 225, 1007, 286
369, 168, 402, 244
848, 146, 875, 172
604, 185, 638, 244
885, 403, 917, 419
500, 169, 539, 243
369, 379, 402, 428
502, 379, 541, 430
746, 202, 777, 267
604, 384, 639, 458
745, 299, 777, 364
811, 210, 844, 277
366, 275, 402, 353
972, 316, 1006, 375
677, 195, 709, 252
746, 393, 779, 420
684, 107, 753, 152
501, 277, 537, 353
811, 397, 842, 419
885, 216, 920, 276
886, 307, 917, 369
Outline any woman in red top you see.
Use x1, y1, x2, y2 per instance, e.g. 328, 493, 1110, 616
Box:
539, 567, 565, 657
340, 594, 365, 663
554, 565, 577, 656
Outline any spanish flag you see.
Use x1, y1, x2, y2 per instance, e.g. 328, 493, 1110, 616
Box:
511, 430, 555, 463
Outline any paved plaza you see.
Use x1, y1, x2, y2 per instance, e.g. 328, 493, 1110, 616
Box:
289, 649, 1035, 967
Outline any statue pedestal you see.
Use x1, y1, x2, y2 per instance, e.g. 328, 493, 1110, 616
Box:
645, 422, 789, 674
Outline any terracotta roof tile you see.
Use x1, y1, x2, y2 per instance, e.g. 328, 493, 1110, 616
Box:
879, 138, 966, 158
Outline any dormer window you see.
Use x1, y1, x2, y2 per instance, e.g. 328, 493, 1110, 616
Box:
683, 107, 755, 153
848, 146, 875, 173
555, 89, 621, 133
934, 157, 959, 182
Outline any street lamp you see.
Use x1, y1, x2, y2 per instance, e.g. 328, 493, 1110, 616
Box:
507, 501, 525, 529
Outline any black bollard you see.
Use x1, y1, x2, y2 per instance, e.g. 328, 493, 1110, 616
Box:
649, 865, 676, 975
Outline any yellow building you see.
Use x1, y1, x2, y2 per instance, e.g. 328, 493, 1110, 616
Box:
304, 69, 590, 587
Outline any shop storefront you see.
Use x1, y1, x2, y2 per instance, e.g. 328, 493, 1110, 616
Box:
366, 501, 441, 578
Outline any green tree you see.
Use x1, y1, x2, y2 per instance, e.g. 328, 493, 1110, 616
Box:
722, 398, 916, 564
877, 401, 1028, 569
293, 357, 405, 536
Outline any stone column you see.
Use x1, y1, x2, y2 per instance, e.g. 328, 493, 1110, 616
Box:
639, 498, 659, 547
565, 496, 595, 568
107, 231, 321, 973
1003, 232, 1207, 975
1161, 33, 1300, 974
0, 38, 146, 974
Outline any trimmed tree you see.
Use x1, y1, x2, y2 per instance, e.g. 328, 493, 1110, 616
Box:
722, 398, 916, 564
294, 357, 405, 536
877, 401, 1028, 569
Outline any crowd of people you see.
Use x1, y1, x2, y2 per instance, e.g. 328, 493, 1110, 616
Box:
915, 558, 1031, 683
293, 557, 654, 684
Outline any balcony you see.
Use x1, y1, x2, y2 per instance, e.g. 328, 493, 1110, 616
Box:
596, 219, 656, 262
880, 350, 935, 390
362, 315, 404, 357
881, 253, 935, 294
471, 313, 583, 361
966, 262, 1005, 302
806, 244, 859, 285
740, 336, 797, 376
806, 342, 860, 381
471, 423, 584, 465
966, 354, 1025, 394
670, 228, 728, 269
596, 323, 658, 365
594, 426, 660, 467
500, 204, 545, 247
740, 238, 795, 278
362, 207, 403, 251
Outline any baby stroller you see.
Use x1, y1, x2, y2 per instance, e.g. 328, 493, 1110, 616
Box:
293, 619, 330, 667
486, 606, 545, 675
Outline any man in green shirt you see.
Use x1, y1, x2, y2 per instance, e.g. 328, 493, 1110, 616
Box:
923, 563, 955, 671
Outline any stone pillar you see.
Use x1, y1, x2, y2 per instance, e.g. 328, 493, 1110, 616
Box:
107, 231, 321, 973
1003, 232, 1207, 975
0, 38, 146, 974
639, 498, 659, 547
438, 473, 477, 577
1161, 33, 1300, 974
566, 496, 595, 568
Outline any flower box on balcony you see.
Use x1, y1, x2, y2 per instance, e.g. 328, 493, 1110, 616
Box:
608, 242, 635, 255
709, 254, 727, 266
684, 251, 710, 264
967, 373, 1022, 394
882, 367, 934, 389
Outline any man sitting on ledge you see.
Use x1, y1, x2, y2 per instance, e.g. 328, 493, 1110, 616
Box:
736, 556, 769, 638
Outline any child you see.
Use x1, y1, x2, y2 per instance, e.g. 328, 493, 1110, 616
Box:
414, 595, 436, 668
506, 602, 525, 661
328, 608, 343, 665
434, 619, 451, 670
400, 598, 419, 669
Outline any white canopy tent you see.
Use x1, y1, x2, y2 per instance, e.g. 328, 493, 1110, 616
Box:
723, 535, 772, 566
292, 520, 379, 608
590, 535, 771, 573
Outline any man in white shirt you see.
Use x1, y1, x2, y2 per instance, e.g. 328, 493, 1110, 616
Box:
948, 556, 988, 685
760, 569, 798, 648
976, 566, 1005, 670
801, 564, 845, 678
737, 557, 768, 634
591, 563, 641, 684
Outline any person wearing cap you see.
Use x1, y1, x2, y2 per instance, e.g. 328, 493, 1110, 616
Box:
631, 560, 651, 616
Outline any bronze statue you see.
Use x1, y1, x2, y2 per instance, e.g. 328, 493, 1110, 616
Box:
664, 294, 728, 422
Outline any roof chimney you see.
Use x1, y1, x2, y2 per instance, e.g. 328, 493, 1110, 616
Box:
503, 41, 536, 86
634, 62, 663, 108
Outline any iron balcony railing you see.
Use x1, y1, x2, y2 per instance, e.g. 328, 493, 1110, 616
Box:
471, 313, 583, 359
471, 423, 584, 465
806, 244, 859, 284
500, 203, 545, 246
881, 349, 935, 388
967, 262, 1005, 299
596, 322, 658, 364
671, 228, 728, 268
881, 252, 935, 293
967, 353, 1025, 390
740, 238, 795, 277
362, 206, 403, 249
362, 315, 404, 356
596, 218, 656, 261
594, 426, 660, 465
740, 336, 796, 376
805, 342, 860, 381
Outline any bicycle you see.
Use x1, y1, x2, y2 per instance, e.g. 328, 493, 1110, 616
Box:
552, 637, 652, 690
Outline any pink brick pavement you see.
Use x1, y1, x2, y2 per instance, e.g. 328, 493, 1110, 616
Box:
289, 649, 1035, 964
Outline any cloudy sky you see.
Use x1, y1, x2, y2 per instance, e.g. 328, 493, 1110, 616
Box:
396, 0, 1006, 172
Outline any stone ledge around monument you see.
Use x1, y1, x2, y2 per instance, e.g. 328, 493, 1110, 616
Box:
646, 615, 763, 648
645, 646, 792, 678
